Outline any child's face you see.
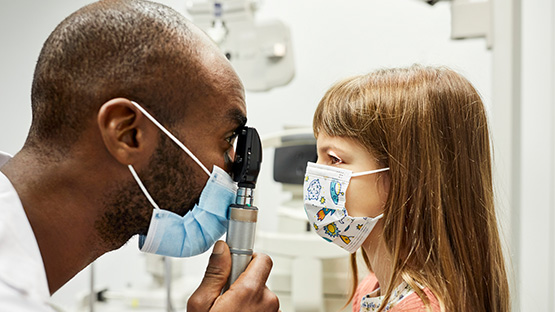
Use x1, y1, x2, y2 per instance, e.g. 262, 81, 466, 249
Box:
316, 133, 389, 219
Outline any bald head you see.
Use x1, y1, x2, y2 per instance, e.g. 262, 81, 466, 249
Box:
27, 0, 230, 153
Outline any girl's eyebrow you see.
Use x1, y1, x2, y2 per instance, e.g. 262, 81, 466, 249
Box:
318, 144, 347, 156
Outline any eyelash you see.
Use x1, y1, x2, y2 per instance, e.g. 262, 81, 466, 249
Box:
225, 132, 238, 146
329, 154, 342, 164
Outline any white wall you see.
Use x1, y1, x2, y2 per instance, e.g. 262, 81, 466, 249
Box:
519, 0, 555, 310
4, 0, 540, 311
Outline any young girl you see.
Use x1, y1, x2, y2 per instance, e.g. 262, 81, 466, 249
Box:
303, 66, 510, 311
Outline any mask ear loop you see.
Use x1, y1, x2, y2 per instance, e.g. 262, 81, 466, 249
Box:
130, 101, 211, 177
351, 167, 390, 177
351, 167, 389, 220
128, 165, 161, 210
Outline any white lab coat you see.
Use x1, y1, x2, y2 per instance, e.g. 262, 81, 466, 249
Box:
0, 151, 54, 311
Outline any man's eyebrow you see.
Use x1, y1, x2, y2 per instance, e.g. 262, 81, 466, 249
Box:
226, 108, 247, 130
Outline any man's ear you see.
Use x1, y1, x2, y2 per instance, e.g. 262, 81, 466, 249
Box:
97, 98, 157, 166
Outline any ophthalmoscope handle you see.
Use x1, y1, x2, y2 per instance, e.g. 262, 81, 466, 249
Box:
223, 187, 258, 291
224, 126, 262, 292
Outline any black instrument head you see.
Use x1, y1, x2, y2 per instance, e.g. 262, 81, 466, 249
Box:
231, 126, 263, 188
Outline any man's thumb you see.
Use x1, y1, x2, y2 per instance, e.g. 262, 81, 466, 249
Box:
187, 241, 231, 311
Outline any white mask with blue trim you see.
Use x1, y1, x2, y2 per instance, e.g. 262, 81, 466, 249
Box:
303, 162, 389, 253
128, 101, 237, 257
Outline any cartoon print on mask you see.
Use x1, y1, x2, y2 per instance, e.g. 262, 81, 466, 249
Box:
316, 208, 335, 221
324, 222, 340, 237
304, 162, 388, 253
340, 235, 352, 245
330, 180, 344, 205
306, 179, 322, 201
313, 223, 319, 231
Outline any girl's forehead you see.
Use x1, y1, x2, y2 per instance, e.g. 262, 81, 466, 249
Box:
316, 134, 368, 155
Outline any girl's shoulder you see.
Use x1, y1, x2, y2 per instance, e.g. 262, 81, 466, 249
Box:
353, 273, 441, 312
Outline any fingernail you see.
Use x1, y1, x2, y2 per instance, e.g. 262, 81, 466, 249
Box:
213, 241, 224, 255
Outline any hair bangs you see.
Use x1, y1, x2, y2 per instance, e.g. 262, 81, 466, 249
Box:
313, 77, 370, 139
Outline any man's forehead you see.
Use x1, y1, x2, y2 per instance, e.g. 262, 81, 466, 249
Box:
181, 88, 246, 129
185, 43, 247, 127
207, 101, 247, 129
204, 74, 247, 126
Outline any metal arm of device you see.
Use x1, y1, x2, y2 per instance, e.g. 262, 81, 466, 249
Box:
224, 126, 263, 291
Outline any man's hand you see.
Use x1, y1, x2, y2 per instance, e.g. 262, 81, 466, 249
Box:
187, 240, 280, 312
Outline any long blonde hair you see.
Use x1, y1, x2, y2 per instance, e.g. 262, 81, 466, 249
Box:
313, 66, 510, 312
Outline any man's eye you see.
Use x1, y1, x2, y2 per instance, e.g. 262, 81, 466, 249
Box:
225, 133, 238, 146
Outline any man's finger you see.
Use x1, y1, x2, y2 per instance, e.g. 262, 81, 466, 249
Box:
187, 241, 231, 311
214, 252, 280, 312
231, 252, 273, 289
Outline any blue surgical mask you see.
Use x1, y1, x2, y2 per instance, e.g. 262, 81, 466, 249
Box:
128, 101, 238, 257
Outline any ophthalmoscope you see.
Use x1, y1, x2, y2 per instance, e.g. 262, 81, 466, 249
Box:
224, 126, 262, 291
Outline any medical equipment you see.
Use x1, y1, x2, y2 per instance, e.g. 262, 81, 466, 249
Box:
450, 0, 491, 47
78, 253, 194, 312
225, 126, 263, 290
257, 128, 352, 312
416, 0, 491, 47
424, 0, 442, 5
186, 0, 295, 91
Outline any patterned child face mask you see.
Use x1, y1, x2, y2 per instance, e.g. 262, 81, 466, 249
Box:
303, 162, 390, 253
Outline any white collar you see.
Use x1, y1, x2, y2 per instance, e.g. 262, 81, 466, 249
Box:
0, 151, 11, 167
360, 281, 415, 311
0, 157, 50, 301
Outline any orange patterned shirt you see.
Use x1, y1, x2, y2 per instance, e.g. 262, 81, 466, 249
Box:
352, 273, 441, 312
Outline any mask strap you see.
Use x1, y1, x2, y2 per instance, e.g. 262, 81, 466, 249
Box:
128, 165, 161, 210
130, 101, 211, 177
373, 213, 385, 220
352, 167, 390, 177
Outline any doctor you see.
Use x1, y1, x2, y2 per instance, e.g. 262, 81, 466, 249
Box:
0, 0, 279, 311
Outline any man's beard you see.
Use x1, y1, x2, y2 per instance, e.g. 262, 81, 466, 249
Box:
95, 133, 205, 250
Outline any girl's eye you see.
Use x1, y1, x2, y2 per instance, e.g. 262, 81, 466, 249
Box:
330, 154, 342, 164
